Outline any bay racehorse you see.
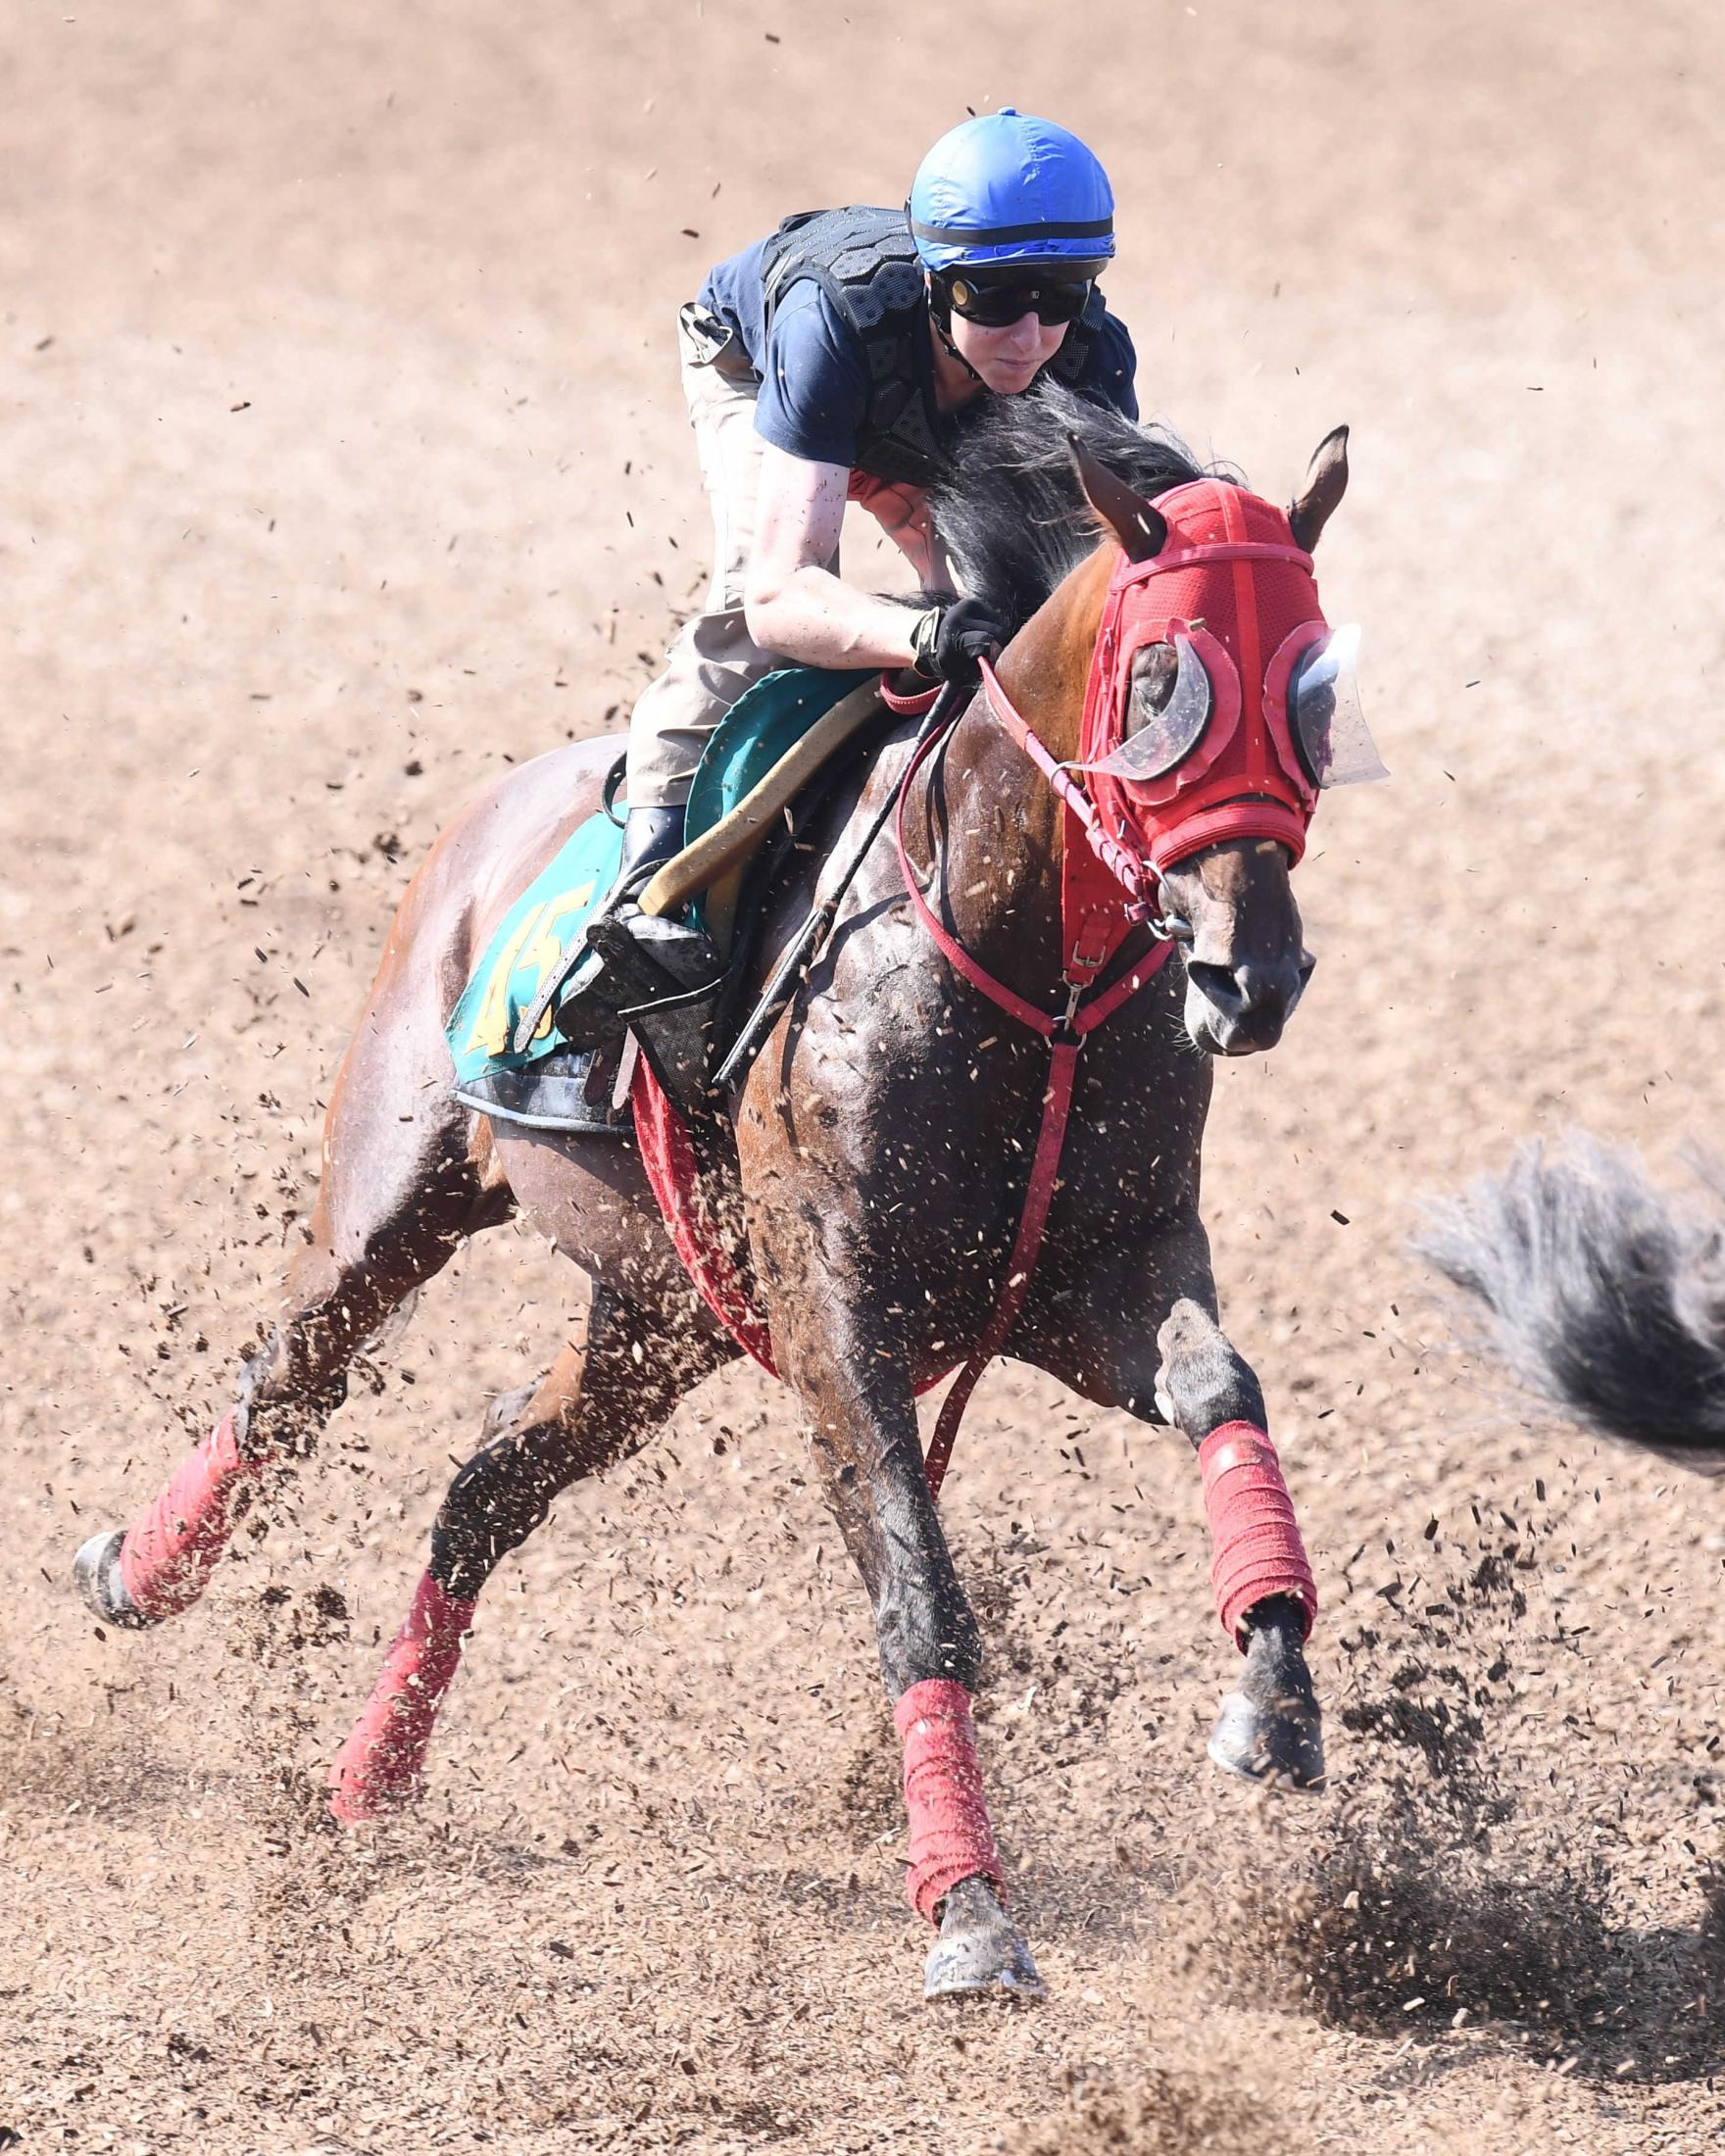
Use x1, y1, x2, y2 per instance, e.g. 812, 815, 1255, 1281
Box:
74, 384, 1372, 1998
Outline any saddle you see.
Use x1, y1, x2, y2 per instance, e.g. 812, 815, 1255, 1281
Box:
448, 667, 890, 1133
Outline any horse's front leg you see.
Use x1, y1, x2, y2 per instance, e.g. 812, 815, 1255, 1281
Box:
1024, 1213, 1323, 1792
1153, 1298, 1324, 1790
781, 1324, 1044, 2000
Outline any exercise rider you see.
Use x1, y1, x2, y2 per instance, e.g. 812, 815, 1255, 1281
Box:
560, 108, 1140, 1041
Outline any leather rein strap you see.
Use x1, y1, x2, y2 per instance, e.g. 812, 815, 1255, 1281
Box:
886, 663, 1175, 1497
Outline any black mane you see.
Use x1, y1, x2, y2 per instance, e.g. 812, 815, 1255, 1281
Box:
927, 380, 1222, 629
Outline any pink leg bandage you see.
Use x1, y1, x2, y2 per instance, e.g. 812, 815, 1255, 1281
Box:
1200, 1421, 1317, 1648
119, 1411, 265, 1621
327, 1571, 475, 1825
893, 1678, 1006, 1926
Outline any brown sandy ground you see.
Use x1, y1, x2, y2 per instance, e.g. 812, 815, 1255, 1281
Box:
4, 3, 1725, 2149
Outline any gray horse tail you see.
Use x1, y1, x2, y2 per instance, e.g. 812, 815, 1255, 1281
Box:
1416, 1135, 1725, 1474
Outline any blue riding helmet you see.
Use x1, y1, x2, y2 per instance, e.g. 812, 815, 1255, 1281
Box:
908, 108, 1115, 275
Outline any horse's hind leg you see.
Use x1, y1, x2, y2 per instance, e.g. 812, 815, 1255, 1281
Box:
75, 1010, 502, 1629
328, 1286, 733, 1822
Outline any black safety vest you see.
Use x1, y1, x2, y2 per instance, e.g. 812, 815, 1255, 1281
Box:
759, 204, 1101, 486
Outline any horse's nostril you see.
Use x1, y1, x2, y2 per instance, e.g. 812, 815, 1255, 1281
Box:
1298, 950, 1317, 985
1187, 960, 1245, 1015
1189, 957, 1306, 1027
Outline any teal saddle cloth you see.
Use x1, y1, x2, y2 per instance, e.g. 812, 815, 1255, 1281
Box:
446, 667, 871, 1090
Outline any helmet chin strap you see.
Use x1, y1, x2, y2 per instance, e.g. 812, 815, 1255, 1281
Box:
934, 318, 985, 387
926, 275, 986, 387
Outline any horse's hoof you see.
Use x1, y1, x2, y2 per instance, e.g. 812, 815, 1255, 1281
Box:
73, 1530, 150, 1630
481, 1379, 538, 1441
923, 1875, 1046, 2001
1208, 1687, 1326, 1791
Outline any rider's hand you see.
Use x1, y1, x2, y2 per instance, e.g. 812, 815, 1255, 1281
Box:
910, 597, 1009, 684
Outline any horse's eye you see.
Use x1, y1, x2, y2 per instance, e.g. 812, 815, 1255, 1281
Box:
1130, 641, 1181, 718
1109, 635, 1211, 778
1287, 624, 1387, 790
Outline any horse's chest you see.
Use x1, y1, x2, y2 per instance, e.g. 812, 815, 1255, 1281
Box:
791, 1000, 1200, 1263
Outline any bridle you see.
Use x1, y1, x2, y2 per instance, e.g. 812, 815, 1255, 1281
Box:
879, 660, 1193, 958
885, 495, 1333, 955
974, 656, 1195, 944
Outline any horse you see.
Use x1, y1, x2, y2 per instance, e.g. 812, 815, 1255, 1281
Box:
74, 383, 1367, 1999
1420, 1135, 1725, 1476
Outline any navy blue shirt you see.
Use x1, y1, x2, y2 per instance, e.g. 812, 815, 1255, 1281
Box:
698, 231, 1139, 475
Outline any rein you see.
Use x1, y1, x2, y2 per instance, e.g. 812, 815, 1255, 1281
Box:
885, 662, 1175, 1496
884, 660, 1189, 942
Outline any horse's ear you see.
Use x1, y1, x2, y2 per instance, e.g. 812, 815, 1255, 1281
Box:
1067, 432, 1167, 562
1287, 424, 1350, 552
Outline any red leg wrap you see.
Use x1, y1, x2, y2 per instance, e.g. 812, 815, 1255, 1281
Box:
327, 1571, 476, 1824
893, 1678, 1006, 1926
118, 1411, 265, 1620
1200, 1421, 1318, 1648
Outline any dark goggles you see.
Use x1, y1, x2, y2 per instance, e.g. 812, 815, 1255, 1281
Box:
942, 272, 1094, 327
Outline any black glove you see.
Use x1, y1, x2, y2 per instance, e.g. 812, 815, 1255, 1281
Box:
910, 597, 1008, 684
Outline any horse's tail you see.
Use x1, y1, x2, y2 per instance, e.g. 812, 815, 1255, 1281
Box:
1416, 1135, 1725, 1474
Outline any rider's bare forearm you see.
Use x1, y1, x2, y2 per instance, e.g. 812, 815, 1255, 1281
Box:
744, 566, 924, 671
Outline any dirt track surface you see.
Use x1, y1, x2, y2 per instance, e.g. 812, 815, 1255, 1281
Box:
5, 3, 1725, 2149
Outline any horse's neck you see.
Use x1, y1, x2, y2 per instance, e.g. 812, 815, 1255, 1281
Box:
934, 554, 1108, 983
940, 702, 1062, 955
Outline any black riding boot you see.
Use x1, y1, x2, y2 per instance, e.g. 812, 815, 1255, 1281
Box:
614, 804, 687, 892
553, 804, 719, 1050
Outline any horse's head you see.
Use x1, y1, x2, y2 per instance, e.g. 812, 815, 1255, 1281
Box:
1064, 431, 1381, 1054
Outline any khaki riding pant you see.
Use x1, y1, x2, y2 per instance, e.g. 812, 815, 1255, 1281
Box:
625, 306, 835, 810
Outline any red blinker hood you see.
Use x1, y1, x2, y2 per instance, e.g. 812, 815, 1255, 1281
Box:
1079, 479, 1330, 873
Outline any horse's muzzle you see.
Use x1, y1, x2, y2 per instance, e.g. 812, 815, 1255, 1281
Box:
1184, 950, 1314, 1055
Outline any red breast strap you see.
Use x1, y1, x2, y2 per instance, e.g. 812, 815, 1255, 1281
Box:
921, 1040, 1079, 1498
633, 676, 1174, 1509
